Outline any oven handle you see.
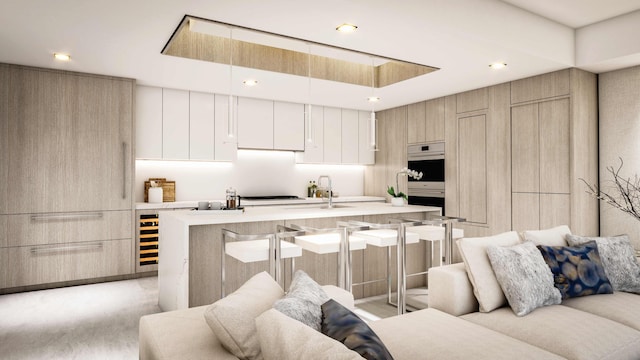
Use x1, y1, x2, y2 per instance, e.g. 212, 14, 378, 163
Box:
408, 153, 445, 161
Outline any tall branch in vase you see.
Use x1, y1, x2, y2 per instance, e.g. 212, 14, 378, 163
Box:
580, 158, 640, 222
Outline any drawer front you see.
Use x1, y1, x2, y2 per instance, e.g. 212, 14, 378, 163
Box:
6, 210, 132, 247
3, 238, 132, 288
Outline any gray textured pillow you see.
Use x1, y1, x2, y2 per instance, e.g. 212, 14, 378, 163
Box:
273, 270, 329, 331
487, 241, 562, 316
566, 234, 640, 294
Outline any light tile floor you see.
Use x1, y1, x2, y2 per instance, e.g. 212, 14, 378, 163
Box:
0, 276, 160, 360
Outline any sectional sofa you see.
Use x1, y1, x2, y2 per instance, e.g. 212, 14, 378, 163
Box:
139, 225, 640, 360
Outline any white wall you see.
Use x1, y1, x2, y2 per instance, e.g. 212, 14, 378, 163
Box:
598, 64, 640, 248
135, 149, 365, 202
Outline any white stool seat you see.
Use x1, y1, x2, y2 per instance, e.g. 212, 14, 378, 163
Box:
225, 239, 302, 263
409, 225, 464, 241
353, 229, 419, 247
295, 233, 367, 254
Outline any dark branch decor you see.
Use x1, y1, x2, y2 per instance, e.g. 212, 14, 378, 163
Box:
581, 158, 640, 222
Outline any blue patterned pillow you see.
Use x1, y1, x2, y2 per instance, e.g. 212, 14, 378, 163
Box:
537, 241, 613, 299
321, 299, 394, 360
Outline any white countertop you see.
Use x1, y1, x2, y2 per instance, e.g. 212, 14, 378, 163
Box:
160, 201, 442, 226
136, 196, 385, 210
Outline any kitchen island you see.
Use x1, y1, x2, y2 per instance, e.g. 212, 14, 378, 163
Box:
158, 202, 441, 311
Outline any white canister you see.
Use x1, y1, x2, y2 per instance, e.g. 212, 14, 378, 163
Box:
148, 187, 163, 203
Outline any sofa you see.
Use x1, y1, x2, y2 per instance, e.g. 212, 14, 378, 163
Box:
140, 226, 640, 360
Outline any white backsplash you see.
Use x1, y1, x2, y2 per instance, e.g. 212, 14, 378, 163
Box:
135, 149, 365, 202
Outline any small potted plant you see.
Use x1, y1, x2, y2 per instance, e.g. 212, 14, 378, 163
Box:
388, 168, 423, 206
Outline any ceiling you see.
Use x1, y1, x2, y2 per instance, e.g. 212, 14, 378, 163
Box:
1, 0, 639, 111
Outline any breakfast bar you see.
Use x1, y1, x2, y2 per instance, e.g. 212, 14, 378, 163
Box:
158, 202, 441, 311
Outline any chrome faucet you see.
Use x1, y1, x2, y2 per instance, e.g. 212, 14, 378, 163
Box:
317, 175, 333, 208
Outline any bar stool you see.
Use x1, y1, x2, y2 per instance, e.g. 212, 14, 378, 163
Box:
349, 220, 420, 315
408, 224, 464, 268
289, 222, 369, 291
221, 228, 302, 297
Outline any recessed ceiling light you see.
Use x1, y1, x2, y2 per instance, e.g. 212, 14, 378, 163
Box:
489, 62, 507, 70
243, 79, 258, 87
336, 23, 358, 33
53, 53, 71, 61
367, 96, 380, 102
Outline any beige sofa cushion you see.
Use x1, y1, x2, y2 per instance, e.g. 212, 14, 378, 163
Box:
203, 271, 284, 360
369, 308, 564, 359
457, 231, 521, 312
562, 292, 640, 332
255, 308, 361, 360
463, 305, 640, 360
521, 225, 571, 246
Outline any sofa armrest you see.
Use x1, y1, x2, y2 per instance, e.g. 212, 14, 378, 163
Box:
428, 263, 479, 316
322, 285, 355, 310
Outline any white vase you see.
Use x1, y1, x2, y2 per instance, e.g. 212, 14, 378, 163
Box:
391, 197, 404, 207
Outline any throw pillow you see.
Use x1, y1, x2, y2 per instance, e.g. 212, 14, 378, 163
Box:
255, 308, 362, 360
537, 241, 614, 299
273, 270, 329, 331
456, 231, 521, 312
486, 242, 562, 316
203, 271, 284, 360
566, 234, 640, 294
321, 299, 395, 360
522, 225, 571, 246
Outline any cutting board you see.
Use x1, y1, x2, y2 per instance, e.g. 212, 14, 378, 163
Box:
144, 178, 176, 202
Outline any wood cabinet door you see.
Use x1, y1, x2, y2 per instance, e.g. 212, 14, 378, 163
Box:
214, 95, 237, 161
323, 107, 342, 163
273, 101, 304, 151
7, 68, 133, 213
237, 97, 274, 150
511, 103, 539, 192
512, 193, 540, 231
539, 98, 570, 194
0, 65, 8, 215
425, 98, 445, 142
458, 114, 487, 224
407, 101, 426, 144
135, 86, 162, 159
189, 91, 215, 161
162, 88, 190, 160
341, 109, 359, 164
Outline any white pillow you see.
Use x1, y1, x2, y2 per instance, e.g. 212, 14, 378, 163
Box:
255, 308, 362, 360
204, 271, 284, 360
521, 225, 571, 246
457, 231, 521, 312
487, 241, 562, 316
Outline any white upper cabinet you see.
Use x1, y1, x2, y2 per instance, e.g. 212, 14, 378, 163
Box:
323, 107, 342, 163
341, 109, 359, 164
237, 97, 274, 150
274, 101, 304, 151
189, 91, 215, 161
136, 86, 162, 159
214, 95, 237, 161
358, 110, 375, 165
162, 89, 190, 160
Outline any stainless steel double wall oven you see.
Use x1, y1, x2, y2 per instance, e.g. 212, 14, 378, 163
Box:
407, 142, 445, 213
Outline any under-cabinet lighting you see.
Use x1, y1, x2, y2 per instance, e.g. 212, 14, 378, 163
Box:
243, 79, 258, 87
489, 62, 507, 70
336, 23, 358, 33
53, 53, 71, 61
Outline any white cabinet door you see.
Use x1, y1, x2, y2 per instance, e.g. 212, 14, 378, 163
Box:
214, 95, 237, 161
136, 86, 162, 159
341, 109, 359, 164
237, 97, 274, 150
162, 89, 190, 159
274, 101, 304, 151
189, 91, 215, 161
323, 107, 342, 163
358, 110, 375, 165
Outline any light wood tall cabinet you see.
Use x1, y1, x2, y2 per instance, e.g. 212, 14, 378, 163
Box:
407, 98, 445, 144
0, 64, 135, 291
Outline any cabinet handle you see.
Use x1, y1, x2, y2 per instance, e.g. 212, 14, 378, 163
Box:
30, 212, 104, 221
30, 242, 104, 254
122, 142, 127, 200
